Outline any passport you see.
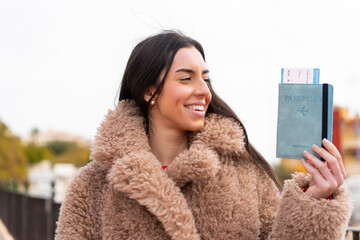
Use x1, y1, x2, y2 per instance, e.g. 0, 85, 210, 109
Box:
276, 84, 333, 159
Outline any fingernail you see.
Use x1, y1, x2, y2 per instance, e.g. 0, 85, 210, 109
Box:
322, 138, 330, 144
303, 150, 309, 155
312, 144, 320, 149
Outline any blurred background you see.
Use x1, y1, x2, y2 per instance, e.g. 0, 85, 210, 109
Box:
0, 0, 359, 239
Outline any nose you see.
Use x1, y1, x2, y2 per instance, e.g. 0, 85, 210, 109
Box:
194, 78, 211, 98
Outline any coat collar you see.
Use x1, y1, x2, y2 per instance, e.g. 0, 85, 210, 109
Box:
90, 100, 246, 239
91, 100, 246, 171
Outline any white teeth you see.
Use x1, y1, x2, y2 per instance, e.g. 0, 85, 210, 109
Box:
186, 105, 204, 111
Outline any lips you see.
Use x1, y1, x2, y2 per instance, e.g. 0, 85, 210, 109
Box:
184, 103, 207, 117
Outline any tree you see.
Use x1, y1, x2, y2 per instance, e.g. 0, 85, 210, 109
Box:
24, 144, 53, 164
0, 120, 28, 181
30, 127, 39, 144
46, 140, 90, 167
53, 145, 90, 167
46, 140, 76, 155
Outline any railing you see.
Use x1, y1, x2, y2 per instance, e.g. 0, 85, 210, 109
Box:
347, 227, 360, 240
0, 183, 61, 240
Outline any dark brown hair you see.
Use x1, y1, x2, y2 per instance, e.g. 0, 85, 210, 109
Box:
119, 30, 282, 190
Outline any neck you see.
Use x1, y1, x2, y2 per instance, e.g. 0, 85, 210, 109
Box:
148, 125, 188, 166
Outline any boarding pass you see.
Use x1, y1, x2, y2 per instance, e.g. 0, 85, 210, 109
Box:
281, 68, 320, 84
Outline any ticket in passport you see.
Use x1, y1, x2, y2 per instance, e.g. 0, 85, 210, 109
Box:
281, 68, 320, 84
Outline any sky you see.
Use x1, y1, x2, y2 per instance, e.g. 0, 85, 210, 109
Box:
1, 0, 359, 164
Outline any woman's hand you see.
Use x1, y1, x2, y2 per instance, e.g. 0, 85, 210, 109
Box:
300, 138, 346, 200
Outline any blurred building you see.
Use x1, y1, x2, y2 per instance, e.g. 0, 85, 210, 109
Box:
28, 160, 77, 202
28, 161, 54, 198
336, 107, 360, 175
281, 106, 360, 175
53, 163, 77, 203
344, 175, 360, 226
23, 129, 90, 147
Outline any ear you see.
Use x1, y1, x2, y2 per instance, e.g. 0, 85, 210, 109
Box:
143, 86, 157, 103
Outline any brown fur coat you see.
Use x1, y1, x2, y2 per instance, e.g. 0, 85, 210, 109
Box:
56, 100, 353, 240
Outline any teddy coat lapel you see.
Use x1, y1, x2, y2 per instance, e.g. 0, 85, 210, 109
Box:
90, 100, 246, 240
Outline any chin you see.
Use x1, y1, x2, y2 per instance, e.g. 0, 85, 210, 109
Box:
186, 121, 205, 132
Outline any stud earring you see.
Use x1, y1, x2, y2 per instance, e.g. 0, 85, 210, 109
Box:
150, 100, 156, 105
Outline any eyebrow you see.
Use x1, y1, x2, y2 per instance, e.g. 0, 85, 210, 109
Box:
175, 68, 209, 74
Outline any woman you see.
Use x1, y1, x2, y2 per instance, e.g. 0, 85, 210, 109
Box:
56, 31, 352, 240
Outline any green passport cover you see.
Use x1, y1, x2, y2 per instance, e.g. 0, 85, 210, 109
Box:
276, 84, 333, 159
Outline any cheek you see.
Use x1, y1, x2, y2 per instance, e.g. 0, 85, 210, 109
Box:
164, 85, 192, 103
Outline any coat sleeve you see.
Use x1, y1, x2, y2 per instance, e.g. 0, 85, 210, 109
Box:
55, 163, 105, 240
257, 171, 353, 240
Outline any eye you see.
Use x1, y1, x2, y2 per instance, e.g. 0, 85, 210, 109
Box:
180, 77, 191, 81
204, 78, 211, 83
203, 73, 211, 83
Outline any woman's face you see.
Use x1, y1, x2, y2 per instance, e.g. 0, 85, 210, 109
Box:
149, 47, 212, 133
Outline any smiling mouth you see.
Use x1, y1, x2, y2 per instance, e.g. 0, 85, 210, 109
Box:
184, 105, 205, 111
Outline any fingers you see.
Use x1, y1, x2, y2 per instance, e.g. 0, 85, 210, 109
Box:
301, 158, 327, 185
301, 158, 324, 180
302, 151, 339, 197
311, 144, 344, 187
322, 138, 346, 178
303, 150, 334, 182
301, 141, 347, 199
